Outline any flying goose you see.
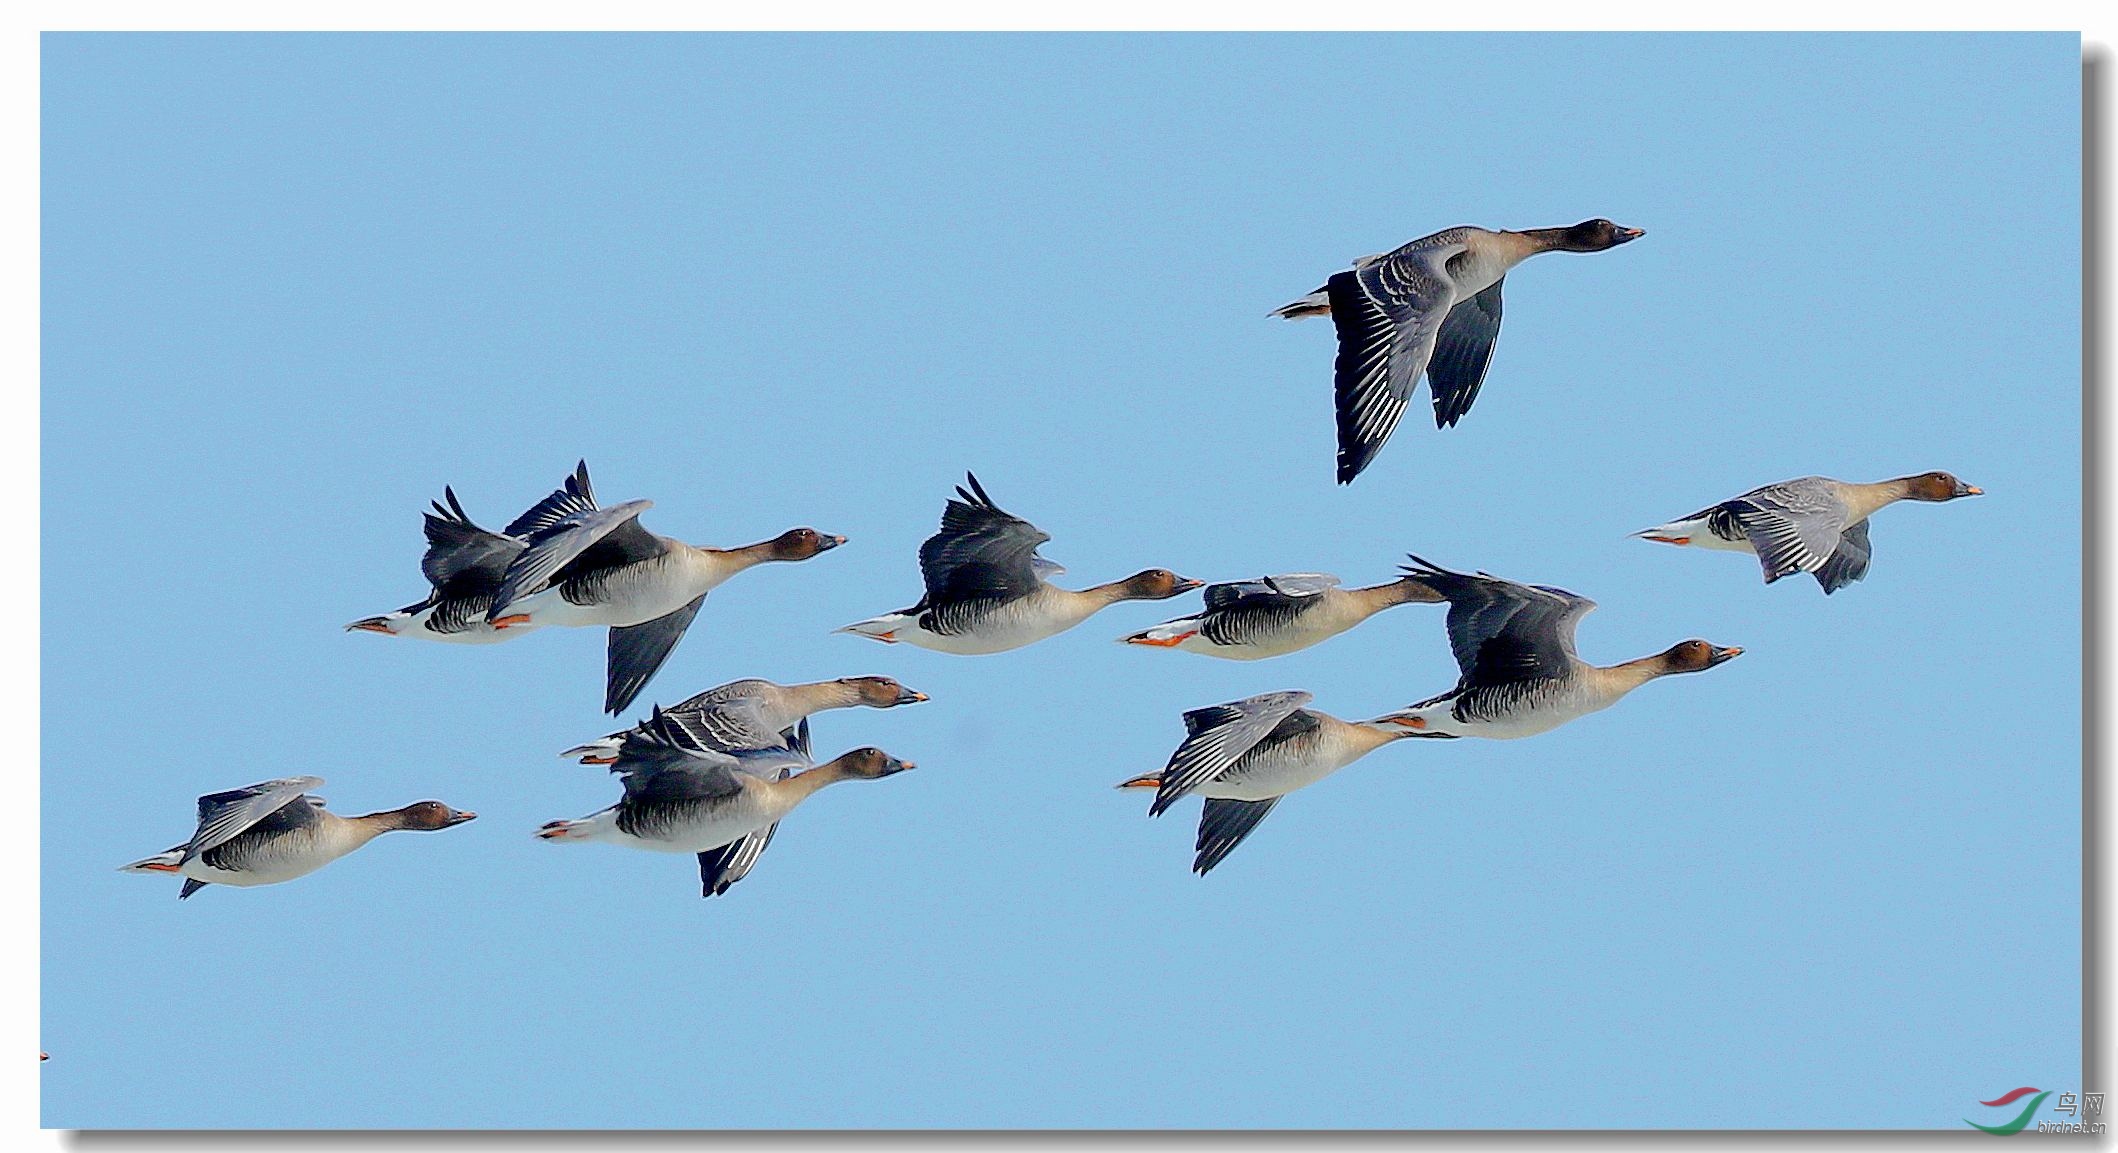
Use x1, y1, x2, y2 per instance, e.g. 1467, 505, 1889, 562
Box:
561, 676, 929, 764
839, 473, 1200, 654
482, 461, 845, 713
1116, 691, 1438, 874
1383, 557, 1741, 740
538, 710, 915, 899
1634, 472, 1982, 594
1275, 219, 1644, 483
1121, 569, 1440, 658
121, 777, 475, 899
346, 485, 543, 643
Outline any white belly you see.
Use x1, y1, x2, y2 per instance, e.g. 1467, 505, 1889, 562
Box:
505, 576, 706, 629
903, 590, 1099, 655
1196, 744, 1363, 801
178, 852, 333, 888
620, 786, 788, 854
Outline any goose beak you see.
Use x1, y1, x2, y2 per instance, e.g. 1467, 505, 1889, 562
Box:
1709, 646, 1744, 666
1960, 484, 1984, 497
820, 534, 846, 551
1173, 576, 1205, 593
895, 687, 930, 706
1618, 226, 1645, 241
445, 810, 478, 826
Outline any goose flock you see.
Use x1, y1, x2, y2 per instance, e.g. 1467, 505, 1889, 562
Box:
122, 218, 1983, 898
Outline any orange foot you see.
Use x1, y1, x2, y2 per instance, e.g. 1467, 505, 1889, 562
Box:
1642, 535, 1690, 545
536, 821, 576, 840
137, 862, 180, 873
490, 614, 533, 630
581, 755, 617, 765
1116, 774, 1163, 790
1125, 631, 1196, 648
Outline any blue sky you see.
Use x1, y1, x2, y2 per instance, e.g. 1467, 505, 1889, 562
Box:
41, 33, 2079, 1129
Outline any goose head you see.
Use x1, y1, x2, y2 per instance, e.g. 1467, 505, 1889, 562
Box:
767, 527, 847, 561
1904, 471, 1983, 502
1556, 218, 1645, 252
391, 801, 479, 831
1656, 640, 1744, 675
1114, 569, 1205, 601
829, 748, 918, 780
843, 676, 929, 707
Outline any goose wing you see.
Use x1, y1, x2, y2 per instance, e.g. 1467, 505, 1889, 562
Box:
1813, 518, 1873, 595
1149, 690, 1314, 817
1193, 798, 1282, 875
610, 713, 749, 803
603, 594, 708, 716
692, 720, 809, 898
1727, 479, 1849, 584
1403, 556, 1595, 688
656, 680, 787, 751
420, 487, 522, 595
1426, 277, 1505, 428
488, 499, 657, 619
1325, 233, 1469, 483
916, 472, 1054, 606
1197, 574, 1340, 645
181, 777, 325, 865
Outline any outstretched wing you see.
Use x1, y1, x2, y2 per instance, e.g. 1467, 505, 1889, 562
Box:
917, 472, 1054, 605
1326, 235, 1467, 483
1150, 691, 1314, 817
1813, 518, 1874, 595
420, 487, 522, 590
503, 460, 599, 539
604, 594, 708, 715
696, 822, 781, 898
488, 499, 656, 619
1425, 277, 1504, 428
182, 777, 324, 865
1402, 556, 1595, 687
1193, 798, 1282, 875
1730, 481, 1849, 584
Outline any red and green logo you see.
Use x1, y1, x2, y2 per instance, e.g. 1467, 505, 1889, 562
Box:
1967, 1088, 2052, 1134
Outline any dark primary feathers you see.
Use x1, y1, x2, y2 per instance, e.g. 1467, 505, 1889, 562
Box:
420, 488, 521, 592
1402, 556, 1595, 687
1194, 798, 1281, 876
604, 594, 708, 715
1427, 279, 1505, 428
908, 473, 1055, 628
503, 460, 600, 539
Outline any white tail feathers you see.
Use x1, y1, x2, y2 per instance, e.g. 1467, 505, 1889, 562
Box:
836, 614, 911, 642
560, 738, 622, 763
119, 848, 184, 873
1121, 617, 1203, 647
